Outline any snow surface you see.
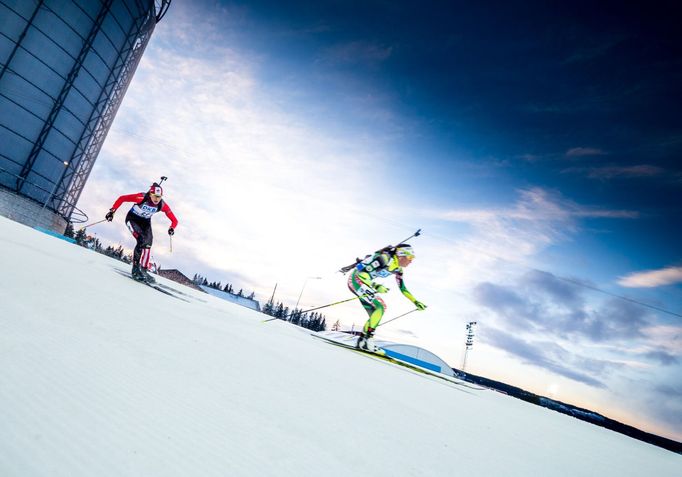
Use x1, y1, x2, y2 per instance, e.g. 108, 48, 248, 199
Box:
0, 215, 679, 476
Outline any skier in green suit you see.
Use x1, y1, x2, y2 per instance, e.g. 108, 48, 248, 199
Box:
346, 244, 426, 351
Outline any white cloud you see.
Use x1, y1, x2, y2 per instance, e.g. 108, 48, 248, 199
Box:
563, 165, 664, 180
565, 147, 608, 157
402, 187, 639, 301
618, 266, 682, 288
428, 187, 634, 261
642, 325, 682, 354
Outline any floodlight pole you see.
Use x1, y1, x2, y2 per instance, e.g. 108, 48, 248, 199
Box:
268, 283, 277, 308
461, 321, 477, 372
295, 276, 322, 310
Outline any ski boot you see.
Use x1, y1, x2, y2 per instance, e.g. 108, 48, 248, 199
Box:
139, 267, 156, 284
131, 265, 145, 281
356, 331, 377, 352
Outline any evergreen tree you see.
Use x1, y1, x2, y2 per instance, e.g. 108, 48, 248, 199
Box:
309, 313, 320, 331
291, 311, 302, 326
247, 291, 255, 300
63, 222, 75, 238
74, 228, 87, 246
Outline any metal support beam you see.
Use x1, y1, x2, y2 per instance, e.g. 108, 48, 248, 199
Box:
16, 0, 113, 199
0, 0, 44, 85
58, 8, 157, 219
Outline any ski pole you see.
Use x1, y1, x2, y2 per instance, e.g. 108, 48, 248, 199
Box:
262, 294, 369, 323
169, 234, 173, 253
378, 308, 419, 327
82, 218, 107, 228
396, 228, 421, 245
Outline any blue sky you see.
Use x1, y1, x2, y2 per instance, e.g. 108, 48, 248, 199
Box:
77, 1, 681, 440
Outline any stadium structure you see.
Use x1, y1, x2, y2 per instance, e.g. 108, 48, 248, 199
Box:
0, 0, 171, 233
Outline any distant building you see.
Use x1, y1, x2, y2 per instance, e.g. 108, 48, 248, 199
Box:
200, 285, 261, 312
157, 269, 204, 292
320, 331, 455, 376
377, 342, 455, 376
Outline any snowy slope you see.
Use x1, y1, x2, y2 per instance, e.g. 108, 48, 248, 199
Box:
0, 215, 679, 477
199, 284, 260, 311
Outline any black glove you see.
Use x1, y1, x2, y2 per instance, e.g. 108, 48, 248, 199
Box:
168, 227, 175, 236
105, 208, 115, 222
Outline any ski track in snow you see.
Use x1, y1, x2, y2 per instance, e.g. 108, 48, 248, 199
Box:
0, 215, 679, 476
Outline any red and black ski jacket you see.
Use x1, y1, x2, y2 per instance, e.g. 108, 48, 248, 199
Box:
110, 192, 179, 228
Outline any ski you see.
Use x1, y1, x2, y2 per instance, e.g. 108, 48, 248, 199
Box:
311, 332, 485, 390
154, 282, 206, 301
114, 269, 190, 302
312, 333, 429, 372
154, 282, 184, 294
134, 277, 190, 302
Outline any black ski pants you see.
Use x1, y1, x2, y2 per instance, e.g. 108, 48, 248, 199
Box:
125, 211, 153, 266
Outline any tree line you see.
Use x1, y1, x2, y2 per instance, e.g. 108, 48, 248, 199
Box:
192, 273, 256, 300
68, 225, 132, 263
262, 299, 327, 332
193, 273, 327, 332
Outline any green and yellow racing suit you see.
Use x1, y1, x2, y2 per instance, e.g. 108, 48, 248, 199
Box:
347, 250, 419, 335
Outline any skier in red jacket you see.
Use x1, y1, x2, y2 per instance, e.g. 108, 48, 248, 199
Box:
105, 182, 178, 283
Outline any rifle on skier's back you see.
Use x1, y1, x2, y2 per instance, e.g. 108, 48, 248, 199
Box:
338, 229, 422, 274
